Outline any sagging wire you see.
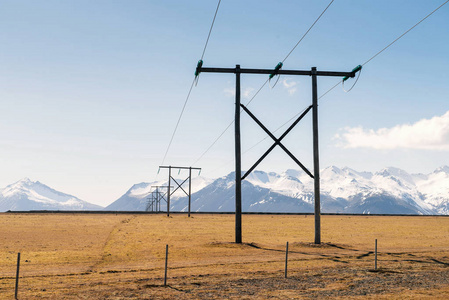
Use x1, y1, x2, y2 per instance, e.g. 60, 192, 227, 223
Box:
268, 62, 283, 89
342, 69, 361, 93
342, 65, 362, 93
269, 74, 282, 89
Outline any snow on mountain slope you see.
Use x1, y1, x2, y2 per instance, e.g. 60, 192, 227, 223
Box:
0, 178, 102, 212
171, 172, 314, 213
320, 166, 374, 199
106, 166, 449, 215
104, 176, 213, 211
234, 167, 441, 214
415, 166, 449, 214
372, 168, 433, 213
245, 170, 307, 199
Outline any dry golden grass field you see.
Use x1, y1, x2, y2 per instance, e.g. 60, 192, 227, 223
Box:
1, 213, 449, 299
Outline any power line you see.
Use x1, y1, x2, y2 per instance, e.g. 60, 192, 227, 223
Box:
319, 0, 449, 102
362, 0, 449, 67
191, 119, 233, 166
282, 0, 334, 63
201, 0, 222, 61
160, 78, 196, 165
191, 0, 335, 166
202, 0, 449, 175
160, 0, 222, 166
191, 76, 270, 166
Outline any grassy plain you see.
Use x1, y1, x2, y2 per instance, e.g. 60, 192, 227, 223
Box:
1, 213, 449, 299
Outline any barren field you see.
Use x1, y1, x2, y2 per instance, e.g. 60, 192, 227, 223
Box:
1, 213, 449, 299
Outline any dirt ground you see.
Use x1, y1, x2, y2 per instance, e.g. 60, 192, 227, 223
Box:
1, 213, 449, 299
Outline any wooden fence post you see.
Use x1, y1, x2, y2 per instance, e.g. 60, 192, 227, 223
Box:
15, 252, 20, 299
164, 245, 168, 286
285, 242, 289, 278
375, 239, 378, 270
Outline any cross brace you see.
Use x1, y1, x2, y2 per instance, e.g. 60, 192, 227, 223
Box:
240, 104, 314, 180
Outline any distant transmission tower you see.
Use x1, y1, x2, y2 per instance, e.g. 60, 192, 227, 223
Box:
158, 166, 201, 217
146, 186, 171, 212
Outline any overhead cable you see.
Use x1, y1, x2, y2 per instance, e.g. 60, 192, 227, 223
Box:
209, 0, 449, 174
362, 0, 448, 67
160, 0, 222, 166
191, 0, 335, 166
320, 0, 449, 101
160, 78, 196, 165
282, 0, 334, 63
200, 0, 222, 61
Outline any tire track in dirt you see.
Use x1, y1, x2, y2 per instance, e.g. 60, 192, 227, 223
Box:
87, 215, 137, 271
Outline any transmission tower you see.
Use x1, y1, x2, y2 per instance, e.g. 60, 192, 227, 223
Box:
146, 186, 171, 212
195, 62, 361, 244
159, 166, 201, 217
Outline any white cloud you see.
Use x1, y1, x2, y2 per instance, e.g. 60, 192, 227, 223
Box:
223, 87, 254, 100
335, 111, 449, 150
282, 78, 298, 95
223, 88, 234, 97
243, 87, 255, 99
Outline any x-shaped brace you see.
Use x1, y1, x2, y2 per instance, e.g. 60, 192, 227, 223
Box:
170, 177, 189, 197
240, 104, 314, 180
157, 191, 168, 203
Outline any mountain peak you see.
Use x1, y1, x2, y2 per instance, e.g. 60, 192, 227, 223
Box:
434, 166, 449, 174
18, 177, 33, 184
5, 178, 35, 192
284, 169, 302, 178
322, 166, 344, 177
376, 167, 408, 177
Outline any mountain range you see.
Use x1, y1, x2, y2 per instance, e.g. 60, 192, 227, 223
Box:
2, 166, 449, 215
0, 178, 102, 211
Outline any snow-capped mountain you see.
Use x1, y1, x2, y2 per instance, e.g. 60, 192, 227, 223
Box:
8, 165, 447, 214
414, 166, 449, 214
104, 176, 214, 211
0, 178, 102, 212
108, 166, 449, 215
170, 172, 315, 213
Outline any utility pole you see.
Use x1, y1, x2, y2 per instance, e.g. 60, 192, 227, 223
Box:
235, 65, 242, 244
188, 167, 192, 217
168, 166, 171, 216
159, 165, 201, 217
195, 62, 361, 244
311, 67, 321, 244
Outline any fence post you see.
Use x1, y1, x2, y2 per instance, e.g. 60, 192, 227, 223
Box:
285, 242, 289, 278
375, 239, 378, 270
15, 252, 20, 299
164, 245, 168, 286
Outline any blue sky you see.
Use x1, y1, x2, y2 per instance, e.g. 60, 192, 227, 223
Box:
0, 1, 448, 206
